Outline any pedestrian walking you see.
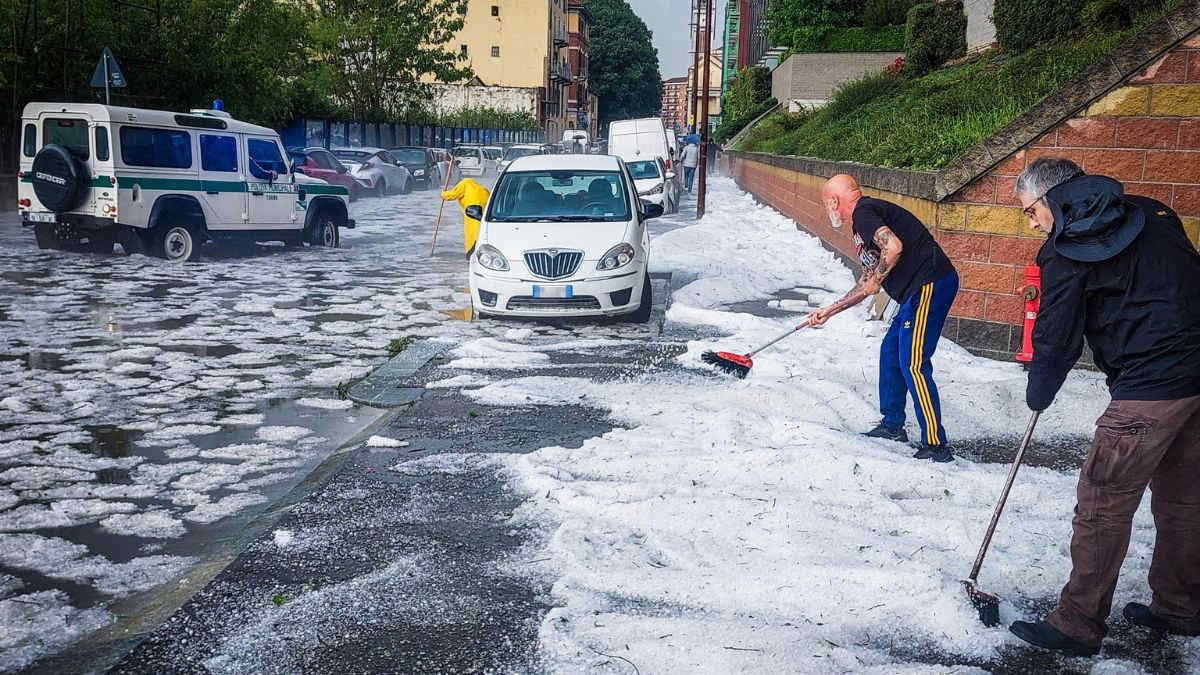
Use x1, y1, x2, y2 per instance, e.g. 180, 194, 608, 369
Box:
681, 141, 699, 193
440, 178, 490, 258
808, 174, 959, 461
1007, 157, 1200, 656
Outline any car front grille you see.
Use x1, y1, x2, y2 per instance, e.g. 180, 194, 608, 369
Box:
506, 296, 601, 311
523, 250, 583, 280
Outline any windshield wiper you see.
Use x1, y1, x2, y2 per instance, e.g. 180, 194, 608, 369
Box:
544, 215, 603, 222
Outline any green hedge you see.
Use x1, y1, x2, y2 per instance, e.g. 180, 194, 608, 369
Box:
993, 0, 1089, 51
791, 25, 907, 53
724, 67, 773, 121
865, 0, 923, 28
904, 2, 966, 75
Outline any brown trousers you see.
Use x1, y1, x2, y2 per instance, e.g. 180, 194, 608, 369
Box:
1047, 395, 1200, 645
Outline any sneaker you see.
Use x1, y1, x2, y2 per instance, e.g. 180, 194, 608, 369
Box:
930, 447, 954, 463
1123, 603, 1200, 636
864, 424, 908, 443
912, 445, 935, 460
1009, 620, 1100, 657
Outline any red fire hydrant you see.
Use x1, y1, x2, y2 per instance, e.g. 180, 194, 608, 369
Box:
1016, 265, 1040, 363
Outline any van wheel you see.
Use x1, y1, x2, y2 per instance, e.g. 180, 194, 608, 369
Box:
309, 214, 339, 248
155, 225, 200, 263
626, 272, 653, 323
34, 222, 65, 250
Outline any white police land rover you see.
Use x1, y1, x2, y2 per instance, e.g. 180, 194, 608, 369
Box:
18, 102, 354, 262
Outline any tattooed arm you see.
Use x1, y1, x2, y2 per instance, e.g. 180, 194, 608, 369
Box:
809, 226, 903, 326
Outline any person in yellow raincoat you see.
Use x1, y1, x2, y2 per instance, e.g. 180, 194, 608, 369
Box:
440, 178, 490, 258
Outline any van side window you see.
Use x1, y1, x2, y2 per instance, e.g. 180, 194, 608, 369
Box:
22, 124, 35, 157
120, 127, 191, 168
95, 127, 110, 161
43, 118, 90, 160
200, 135, 238, 172
247, 138, 288, 179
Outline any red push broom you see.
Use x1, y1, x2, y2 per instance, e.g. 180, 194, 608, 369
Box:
701, 290, 869, 378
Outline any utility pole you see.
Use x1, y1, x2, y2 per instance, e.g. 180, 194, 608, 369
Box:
696, 0, 714, 219
689, 0, 702, 133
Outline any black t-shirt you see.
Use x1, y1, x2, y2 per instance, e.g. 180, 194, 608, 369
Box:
852, 196, 955, 302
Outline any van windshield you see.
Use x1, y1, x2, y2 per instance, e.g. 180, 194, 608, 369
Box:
392, 148, 426, 164
44, 118, 90, 160
488, 170, 630, 222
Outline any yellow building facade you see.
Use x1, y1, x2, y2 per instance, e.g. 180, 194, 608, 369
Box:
435, 0, 571, 140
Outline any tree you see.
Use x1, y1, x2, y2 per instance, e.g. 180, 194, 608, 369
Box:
585, 0, 662, 131
306, 0, 473, 120
765, 0, 860, 46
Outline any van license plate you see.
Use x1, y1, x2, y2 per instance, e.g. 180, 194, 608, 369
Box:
27, 212, 56, 223
532, 285, 573, 299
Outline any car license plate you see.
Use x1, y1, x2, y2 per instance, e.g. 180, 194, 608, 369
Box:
532, 285, 573, 299
27, 212, 56, 223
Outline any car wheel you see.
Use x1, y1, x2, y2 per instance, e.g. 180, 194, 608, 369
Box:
155, 224, 200, 263
626, 272, 653, 323
309, 213, 339, 248
34, 222, 65, 250
402, 178, 412, 195
375, 180, 386, 198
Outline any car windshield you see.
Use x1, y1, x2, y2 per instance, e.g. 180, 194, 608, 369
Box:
452, 147, 479, 158
488, 170, 630, 222
333, 150, 370, 162
393, 148, 425, 164
503, 147, 541, 161
627, 161, 661, 180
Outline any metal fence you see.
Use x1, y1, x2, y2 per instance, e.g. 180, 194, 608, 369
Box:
278, 117, 545, 151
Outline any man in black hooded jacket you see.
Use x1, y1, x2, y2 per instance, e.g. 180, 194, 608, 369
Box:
1007, 158, 1200, 656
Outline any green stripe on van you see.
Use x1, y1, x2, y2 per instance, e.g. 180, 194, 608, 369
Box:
19, 174, 349, 197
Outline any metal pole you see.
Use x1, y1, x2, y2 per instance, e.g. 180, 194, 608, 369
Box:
103, 52, 110, 105
696, 0, 713, 219
689, 0, 702, 133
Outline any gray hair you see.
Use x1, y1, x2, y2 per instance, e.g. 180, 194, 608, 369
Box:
1014, 157, 1084, 201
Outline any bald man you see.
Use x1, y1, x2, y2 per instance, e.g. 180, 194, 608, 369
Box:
810, 175, 960, 461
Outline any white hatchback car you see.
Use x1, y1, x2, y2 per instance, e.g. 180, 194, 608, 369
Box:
331, 147, 412, 196
624, 156, 678, 214
468, 154, 662, 321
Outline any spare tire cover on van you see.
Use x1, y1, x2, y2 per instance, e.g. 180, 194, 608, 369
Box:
31, 144, 88, 213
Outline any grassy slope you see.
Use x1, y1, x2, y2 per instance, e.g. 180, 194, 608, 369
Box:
738, 10, 1175, 171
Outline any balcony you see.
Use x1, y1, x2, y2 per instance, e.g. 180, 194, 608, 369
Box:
553, 28, 568, 48
549, 61, 573, 83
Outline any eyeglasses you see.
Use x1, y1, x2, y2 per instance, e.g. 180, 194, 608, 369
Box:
1022, 202, 1038, 219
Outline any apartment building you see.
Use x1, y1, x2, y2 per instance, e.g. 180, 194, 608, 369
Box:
661, 77, 688, 135
566, 0, 599, 138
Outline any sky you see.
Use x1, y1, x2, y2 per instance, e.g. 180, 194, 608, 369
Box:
628, 0, 726, 80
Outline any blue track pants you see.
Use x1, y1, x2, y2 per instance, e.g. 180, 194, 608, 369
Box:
879, 271, 959, 446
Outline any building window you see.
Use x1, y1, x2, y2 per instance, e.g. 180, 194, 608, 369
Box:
460, 44, 468, 57
491, 46, 500, 58
491, 5, 499, 16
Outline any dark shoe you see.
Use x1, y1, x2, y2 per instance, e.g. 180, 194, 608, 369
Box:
1123, 603, 1200, 636
912, 445, 935, 459
1009, 620, 1100, 657
865, 424, 908, 443
930, 446, 954, 463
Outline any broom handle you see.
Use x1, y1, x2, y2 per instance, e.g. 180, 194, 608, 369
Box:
968, 410, 1041, 582
746, 289, 870, 358
429, 160, 457, 256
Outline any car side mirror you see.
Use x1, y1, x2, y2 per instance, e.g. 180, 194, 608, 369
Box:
665, 171, 676, 180
643, 202, 664, 219
465, 205, 484, 220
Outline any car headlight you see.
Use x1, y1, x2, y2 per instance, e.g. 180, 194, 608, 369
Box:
413, 169, 425, 176
639, 184, 664, 196
597, 243, 636, 271
476, 244, 509, 271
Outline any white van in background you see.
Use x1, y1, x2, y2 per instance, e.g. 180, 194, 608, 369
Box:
608, 118, 680, 211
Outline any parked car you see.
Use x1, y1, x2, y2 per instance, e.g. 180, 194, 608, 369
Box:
610, 118, 680, 195
331, 147, 411, 196
290, 147, 362, 200
18, 102, 353, 262
626, 156, 679, 215
451, 145, 488, 177
482, 146, 503, 172
389, 146, 441, 189
468, 153, 661, 321
497, 144, 545, 173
